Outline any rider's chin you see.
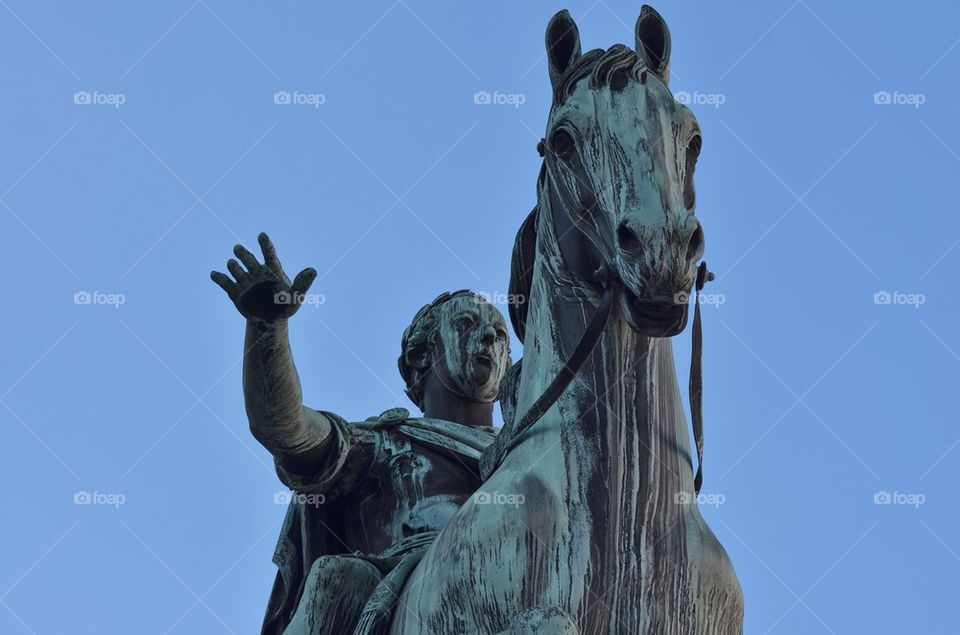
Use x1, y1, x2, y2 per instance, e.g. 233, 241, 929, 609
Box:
618, 288, 688, 337
459, 380, 492, 404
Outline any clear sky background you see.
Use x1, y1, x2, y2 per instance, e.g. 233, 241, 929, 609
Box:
1, 1, 957, 633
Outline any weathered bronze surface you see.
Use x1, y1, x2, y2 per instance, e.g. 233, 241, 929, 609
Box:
212, 5, 743, 633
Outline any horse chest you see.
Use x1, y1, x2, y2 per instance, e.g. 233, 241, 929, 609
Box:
444, 499, 741, 634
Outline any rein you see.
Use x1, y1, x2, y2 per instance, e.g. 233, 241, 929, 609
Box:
479, 262, 711, 495
479, 263, 617, 479
689, 261, 712, 495
480, 139, 712, 497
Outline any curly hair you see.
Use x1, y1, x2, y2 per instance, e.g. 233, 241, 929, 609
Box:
398, 289, 479, 410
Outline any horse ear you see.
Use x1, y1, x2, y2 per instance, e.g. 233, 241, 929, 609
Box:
545, 10, 581, 88
636, 5, 671, 84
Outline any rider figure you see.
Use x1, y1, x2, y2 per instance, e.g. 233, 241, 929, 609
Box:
211, 233, 511, 634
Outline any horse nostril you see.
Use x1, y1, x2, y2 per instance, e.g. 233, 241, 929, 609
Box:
617, 222, 642, 255
686, 224, 704, 261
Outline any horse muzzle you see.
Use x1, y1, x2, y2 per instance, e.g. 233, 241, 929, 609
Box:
617, 283, 690, 337
610, 215, 701, 336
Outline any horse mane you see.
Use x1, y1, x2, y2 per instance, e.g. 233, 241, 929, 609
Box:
507, 161, 546, 342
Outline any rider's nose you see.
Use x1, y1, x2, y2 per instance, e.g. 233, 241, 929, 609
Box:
480, 326, 496, 346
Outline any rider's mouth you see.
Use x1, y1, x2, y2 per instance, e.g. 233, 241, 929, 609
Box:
471, 351, 497, 374
473, 352, 493, 367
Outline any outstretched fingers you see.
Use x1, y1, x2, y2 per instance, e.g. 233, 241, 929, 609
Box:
291, 267, 318, 299
233, 244, 261, 272
258, 232, 284, 274
210, 271, 239, 300
226, 258, 247, 282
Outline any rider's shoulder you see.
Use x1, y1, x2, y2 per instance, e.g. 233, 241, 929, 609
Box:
354, 407, 414, 428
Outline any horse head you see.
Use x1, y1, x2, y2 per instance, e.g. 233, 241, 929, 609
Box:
533, 6, 704, 337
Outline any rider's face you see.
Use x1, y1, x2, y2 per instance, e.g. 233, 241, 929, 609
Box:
430, 296, 510, 403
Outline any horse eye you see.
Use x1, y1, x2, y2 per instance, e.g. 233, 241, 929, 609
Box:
550, 129, 576, 159
683, 134, 701, 210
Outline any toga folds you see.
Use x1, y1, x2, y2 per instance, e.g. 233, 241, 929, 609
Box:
261, 407, 495, 634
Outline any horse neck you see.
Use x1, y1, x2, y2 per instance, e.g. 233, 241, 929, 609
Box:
512, 202, 696, 505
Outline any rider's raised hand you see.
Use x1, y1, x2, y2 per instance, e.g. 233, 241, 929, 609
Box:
210, 232, 317, 323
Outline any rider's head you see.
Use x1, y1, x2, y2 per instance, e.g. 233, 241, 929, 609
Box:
399, 291, 511, 411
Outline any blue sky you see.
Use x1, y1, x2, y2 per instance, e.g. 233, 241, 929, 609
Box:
1, 1, 957, 633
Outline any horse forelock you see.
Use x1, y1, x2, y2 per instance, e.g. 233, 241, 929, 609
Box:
552, 45, 664, 106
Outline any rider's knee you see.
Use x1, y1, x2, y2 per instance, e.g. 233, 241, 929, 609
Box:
305, 555, 381, 590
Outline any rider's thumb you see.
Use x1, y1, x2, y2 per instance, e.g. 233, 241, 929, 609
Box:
291, 268, 317, 298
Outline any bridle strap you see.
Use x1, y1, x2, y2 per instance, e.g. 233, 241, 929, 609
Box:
541, 139, 615, 260
690, 262, 713, 496
483, 139, 713, 492
479, 264, 617, 480
481, 261, 713, 489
